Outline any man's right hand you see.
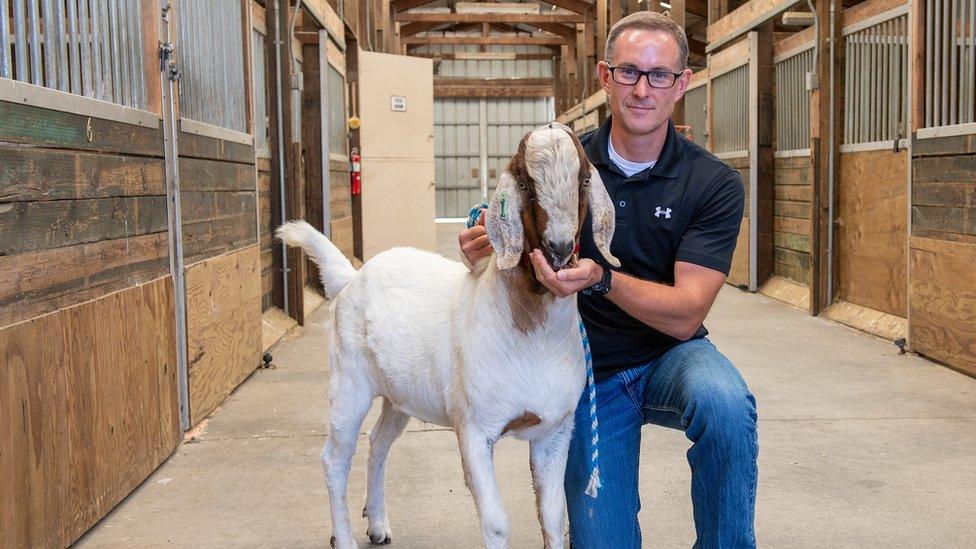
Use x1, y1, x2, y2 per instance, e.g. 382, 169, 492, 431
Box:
459, 209, 493, 267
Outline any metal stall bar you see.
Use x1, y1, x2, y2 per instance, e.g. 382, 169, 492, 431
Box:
0, 0, 9, 78
12, 0, 28, 81
67, 0, 80, 94
118, 0, 130, 106
27, 0, 40, 84
108, 0, 122, 103
951, 0, 959, 125
79, 0, 93, 96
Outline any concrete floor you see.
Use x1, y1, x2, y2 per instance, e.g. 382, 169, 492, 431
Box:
77, 226, 976, 548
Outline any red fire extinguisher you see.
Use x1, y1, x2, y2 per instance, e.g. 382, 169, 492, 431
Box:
350, 148, 362, 196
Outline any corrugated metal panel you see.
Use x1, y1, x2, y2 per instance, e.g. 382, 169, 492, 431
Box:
252, 29, 269, 153
712, 65, 749, 154
177, 0, 247, 132
434, 95, 555, 217
683, 85, 707, 148
775, 47, 814, 151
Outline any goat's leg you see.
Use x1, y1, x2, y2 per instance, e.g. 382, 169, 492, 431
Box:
322, 373, 373, 549
530, 418, 574, 549
457, 426, 509, 549
362, 398, 409, 544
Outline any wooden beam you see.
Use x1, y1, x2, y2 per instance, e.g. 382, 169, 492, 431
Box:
412, 52, 554, 60
402, 34, 568, 46
534, 22, 578, 41
707, 0, 795, 51
396, 12, 584, 24
781, 11, 815, 26
597, 0, 607, 62
399, 21, 446, 36
709, 0, 729, 24
539, 0, 594, 16
434, 77, 555, 98
391, 0, 438, 12
685, 0, 709, 17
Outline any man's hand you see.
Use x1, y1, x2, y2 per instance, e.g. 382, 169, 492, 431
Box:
459, 209, 493, 267
529, 249, 603, 298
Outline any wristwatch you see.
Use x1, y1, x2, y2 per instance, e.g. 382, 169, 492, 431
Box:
582, 265, 612, 297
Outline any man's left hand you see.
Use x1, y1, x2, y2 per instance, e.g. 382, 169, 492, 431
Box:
529, 249, 603, 298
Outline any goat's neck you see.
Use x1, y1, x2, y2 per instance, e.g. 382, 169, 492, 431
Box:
478, 255, 575, 334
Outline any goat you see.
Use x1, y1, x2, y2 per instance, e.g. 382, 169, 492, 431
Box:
276, 123, 619, 549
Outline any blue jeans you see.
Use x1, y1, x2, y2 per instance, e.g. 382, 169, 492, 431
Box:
565, 338, 758, 548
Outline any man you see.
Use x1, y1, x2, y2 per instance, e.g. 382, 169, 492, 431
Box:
459, 11, 757, 549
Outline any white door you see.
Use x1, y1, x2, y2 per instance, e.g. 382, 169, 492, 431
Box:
358, 50, 436, 259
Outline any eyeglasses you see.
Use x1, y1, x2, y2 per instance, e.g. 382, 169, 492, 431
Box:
607, 65, 684, 89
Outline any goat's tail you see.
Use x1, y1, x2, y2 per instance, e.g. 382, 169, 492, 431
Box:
275, 220, 356, 298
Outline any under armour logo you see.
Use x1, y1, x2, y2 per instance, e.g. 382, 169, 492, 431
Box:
655, 206, 672, 219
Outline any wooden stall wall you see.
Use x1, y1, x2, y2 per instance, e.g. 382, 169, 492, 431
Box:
773, 156, 813, 285
0, 102, 180, 547
178, 132, 262, 425
257, 156, 277, 312
725, 155, 751, 288
910, 135, 976, 377
836, 150, 909, 318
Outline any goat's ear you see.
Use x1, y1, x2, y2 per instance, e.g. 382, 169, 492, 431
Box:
486, 171, 525, 270
586, 167, 620, 268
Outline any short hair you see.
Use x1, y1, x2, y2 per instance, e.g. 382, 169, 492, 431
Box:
605, 11, 689, 70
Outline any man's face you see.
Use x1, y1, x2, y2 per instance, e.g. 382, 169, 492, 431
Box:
598, 29, 692, 138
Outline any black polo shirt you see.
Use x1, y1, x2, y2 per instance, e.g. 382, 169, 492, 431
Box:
578, 117, 745, 382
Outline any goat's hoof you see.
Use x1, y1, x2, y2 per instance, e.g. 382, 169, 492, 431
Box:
329, 536, 336, 548
367, 528, 392, 545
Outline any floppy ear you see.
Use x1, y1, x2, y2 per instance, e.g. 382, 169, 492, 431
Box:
485, 171, 525, 270
586, 167, 620, 268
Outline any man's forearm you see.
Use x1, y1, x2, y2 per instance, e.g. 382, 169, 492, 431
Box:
604, 270, 711, 341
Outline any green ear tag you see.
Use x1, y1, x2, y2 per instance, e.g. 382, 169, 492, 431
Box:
499, 193, 508, 219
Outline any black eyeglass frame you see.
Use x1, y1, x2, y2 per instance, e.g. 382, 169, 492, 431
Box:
606, 65, 686, 89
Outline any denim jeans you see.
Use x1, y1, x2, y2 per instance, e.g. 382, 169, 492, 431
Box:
564, 338, 758, 549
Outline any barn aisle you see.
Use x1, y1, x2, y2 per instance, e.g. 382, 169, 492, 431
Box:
76, 267, 976, 547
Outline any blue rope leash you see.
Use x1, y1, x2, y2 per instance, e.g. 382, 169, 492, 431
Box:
467, 202, 601, 499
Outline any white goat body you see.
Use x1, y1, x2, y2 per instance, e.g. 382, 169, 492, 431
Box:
276, 124, 619, 549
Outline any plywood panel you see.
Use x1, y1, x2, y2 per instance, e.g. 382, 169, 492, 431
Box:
0, 232, 170, 329
837, 150, 908, 317
0, 277, 179, 548
909, 237, 976, 377
759, 275, 810, 310
728, 217, 750, 287
823, 300, 909, 341
186, 245, 262, 425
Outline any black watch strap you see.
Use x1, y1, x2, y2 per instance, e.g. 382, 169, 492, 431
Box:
582, 265, 612, 296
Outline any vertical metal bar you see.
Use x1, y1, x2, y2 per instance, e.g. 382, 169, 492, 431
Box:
845, 38, 852, 143
861, 32, 868, 142
942, 0, 950, 124
221, 3, 232, 129
12, 0, 28, 81
0, 0, 10, 78
97, 0, 111, 101
108, 0, 121, 103
951, 0, 959, 124
871, 26, 879, 142
966, 0, 976, 122
125, 0, 141, 109
159, 0, 190, 433
79, 0, 93, 96
117, 0, 130, 106
27, 0, 40, 83
134, 0, 145, 108
41, 0, 56, 87
881, 21, 889, 141
67, 0, 81, 94
54, 0, 69, 91
926, 0, 933, 127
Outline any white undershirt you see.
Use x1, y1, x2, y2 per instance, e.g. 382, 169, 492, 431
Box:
608, 136, 657, 177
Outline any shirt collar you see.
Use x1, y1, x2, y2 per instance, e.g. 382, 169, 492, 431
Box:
585, 116, 683, 180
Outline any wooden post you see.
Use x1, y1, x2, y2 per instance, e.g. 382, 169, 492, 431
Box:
610, 0, 622, 25
752, 23, 775, 288
671, 0, 687, 125
597, 0, 608, 62
708, 0, 728, 24
809, 0, 843, 314
142, 0, 162, 115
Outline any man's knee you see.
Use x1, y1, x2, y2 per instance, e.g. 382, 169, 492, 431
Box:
686, 384, 758, 447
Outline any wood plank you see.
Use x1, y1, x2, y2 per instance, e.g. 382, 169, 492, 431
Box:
774, 155, 812, 170
178, 156, 258, 192
912, 155, 976, 183
180, 191, 258, 226
0, 101, 162, 157
775, 246, 811, 271
823, 299, 909, 341
759, 275, 810, 308
774, 183, 812, 202
774, 232, 812, 253
912, 182, 976, 208
403, 35, 568, 46
912, 205, 976, 237
708, 35, 750, 77
775, 216, 812, 235
186, 245, 262, 425
0, 197, 168, 255
728, 217, 750, 287
774, 259, 811, 285
912, 134, 976, 156
841, 0, 908, 29
396, 12, 583, 23
177, 131, 256, 164
774, 166, 813, 185
837, 149, 908, 317
182, 211, 259, 266
0, 146, 165, 202
0, 232, 170, 330
434, 77, 555, 98
910, 238, 976, 376
706, 0, 794, 49
774, 200, 810, 219
262, 306, 297, 351
0, 276, 179, 548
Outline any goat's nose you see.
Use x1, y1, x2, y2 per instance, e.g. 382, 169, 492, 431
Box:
547, 239, 574, 260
